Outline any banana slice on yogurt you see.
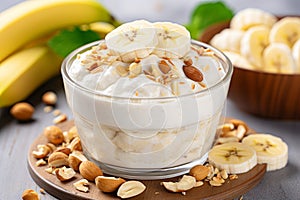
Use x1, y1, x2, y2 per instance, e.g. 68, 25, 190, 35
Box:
208, 142, 257, 174
153, 22, 191, 58
242, 133, 288, 171
105, 20, 158, 62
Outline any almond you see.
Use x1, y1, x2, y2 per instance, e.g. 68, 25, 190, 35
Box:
69, 151, 87, 171
79, 161, 103, 181
183, 57, 193, 66
10, 102, 34, 121
32, 144, 51, 159
158, 60, 171, 74
95, 176, 126, 193
55, 166, 76, 181
189, 165, 210, 181
42, 91, 57, 105
162, 175, 196, 193
48, 152, 69, 167
44, 125, 64, 145
117, 181, 146, 199
183, 65, 203, 82
22, 189, 40, 200
73, 179, 89, 193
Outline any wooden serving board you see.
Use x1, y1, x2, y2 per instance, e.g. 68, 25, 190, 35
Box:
28, 120, 266, 200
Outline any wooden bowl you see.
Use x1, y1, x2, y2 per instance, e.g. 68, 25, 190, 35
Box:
200, 21, 300, 119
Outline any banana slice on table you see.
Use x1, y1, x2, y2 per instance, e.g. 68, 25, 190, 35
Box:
242, 134, 288, 171
210, 29, 244, 53
292, 39, 300, 72
153, 22, 191, 58
208, 142, 257, 174
230, 8, 277, 31
263, 43, 296, 73
240, 26, 270, 68
105, 20, 158, 62
223, 51, 256, 70
269, 17, 300, 48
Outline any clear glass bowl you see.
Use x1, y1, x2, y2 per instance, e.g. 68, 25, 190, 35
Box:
61, 40, 233, 179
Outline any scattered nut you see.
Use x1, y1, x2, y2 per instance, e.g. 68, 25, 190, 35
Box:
42, 91, 57, 105
209, 179, 222, 187
55, 166, 76, 181
95, 176, 126, 193
39, 188, 46, 195
68, 137, 82, 152
128, 62, 142, 78
32, 144, 51, 159
229, 119, 249, 133
45, 167, 55, 174
229, 174, 239, 180
52, 109, 61, 116
74, 179, 89, 193
158, 60, 171, 74
45, 143, 57, 152
44, 125, 64, 145
236, 124, 247, 140
220, 169, 228, 180
117, 180, 146, 199
10, 102, 34, 121
48, 152, 69, 167
55, 147, 71, 155
183, 57, 193, 66
22, 189, 40, 200
43, 106, 53, 113
69, 150, 87, 171
189, 165, 210, 181
183, 65, 203, 82
194, 181, 204, 187
53, 114, 67, 124
219, 123, 235, 133
35, 159, 47, 167
79, 161, 103, 181
162, 175, 196, 193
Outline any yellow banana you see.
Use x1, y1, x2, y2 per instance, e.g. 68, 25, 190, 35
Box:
0, 45, 62, 107
0, 0, 114, 61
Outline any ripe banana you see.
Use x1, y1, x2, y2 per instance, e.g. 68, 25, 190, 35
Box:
0, 46, 62, 107
208, 142, 257, 174
210, 28, 244, 53
240, 26, 270, 68
105, 20, 158, 62
242, 134, 288, 171
0, 0, 114, 62
263, 43, 296, 73
292, 39, 300, 71
230, 8, 277, 31
153, 22, 191, 58
269, 17, 300, 48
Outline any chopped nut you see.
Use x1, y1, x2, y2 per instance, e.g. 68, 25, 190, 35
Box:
43, 106, 53, 113
128, 62, 142, 78
45, 143, 57, 152
158, 60, 171, 74
189, 165, 210, 181
222, 130, 238, 138
95, 176, 126, 193
79, 161, 103, 181
55, 166, 76, 181
183, 57, 193, 66
32, 144, 51, 159
162, 175, 196, 192
194, 181, 204, 187
52, 109, 61, 116
45, 167, 55, 174
229, 119, 249, 133
229, 174, 238, 180
22, 189, 40, 200
209, 180, 222, 187
212, 176, 225, 184
74, 179, 89, 193
236, 124, 247, 140
48, 152, 69, 167
39, 188, 46, 195
53, 114, 67, 124
54, 147, 71, 155
35, 159, 47, 167
42, 91, 57, 105
218, 123, 235, 133
10, 102, 34, 121
216, 136, 239, 144
171, 82, 179, 96
44, 125, 64, 145
68, 137, 82, 152
220, 169, 228, 180
117, 181, 146, 199
69, 150, 87, 171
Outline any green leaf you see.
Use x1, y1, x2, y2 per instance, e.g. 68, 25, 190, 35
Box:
48, 27, 101, 58
185, 1, 234, 39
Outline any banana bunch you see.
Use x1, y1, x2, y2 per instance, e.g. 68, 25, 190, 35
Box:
209, 120, 288, 173
210, 8, 300, 74
0, 0, 116, 107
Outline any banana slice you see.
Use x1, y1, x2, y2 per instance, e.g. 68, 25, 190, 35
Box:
208, 142, 257, 174
105, 20, 157, 62
240, 26, 270, 67
292, 39, 300, 72
210, 29, 244, 53
223, 51, 256, 70
263, 43, 296, 73
153, 22, 191, 58
242, 134, 288, 171
269, 17, 300, 48
230, 8, 277, 31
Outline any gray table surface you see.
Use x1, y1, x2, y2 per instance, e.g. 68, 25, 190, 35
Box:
1, 1, 300, 199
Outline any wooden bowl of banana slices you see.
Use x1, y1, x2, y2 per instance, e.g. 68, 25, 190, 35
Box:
200, 8, 300, 119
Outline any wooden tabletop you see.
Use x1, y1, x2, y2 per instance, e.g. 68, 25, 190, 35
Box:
1, 1, 300, 200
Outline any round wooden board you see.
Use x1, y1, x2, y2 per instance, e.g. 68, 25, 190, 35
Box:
28, 120, 266, 200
